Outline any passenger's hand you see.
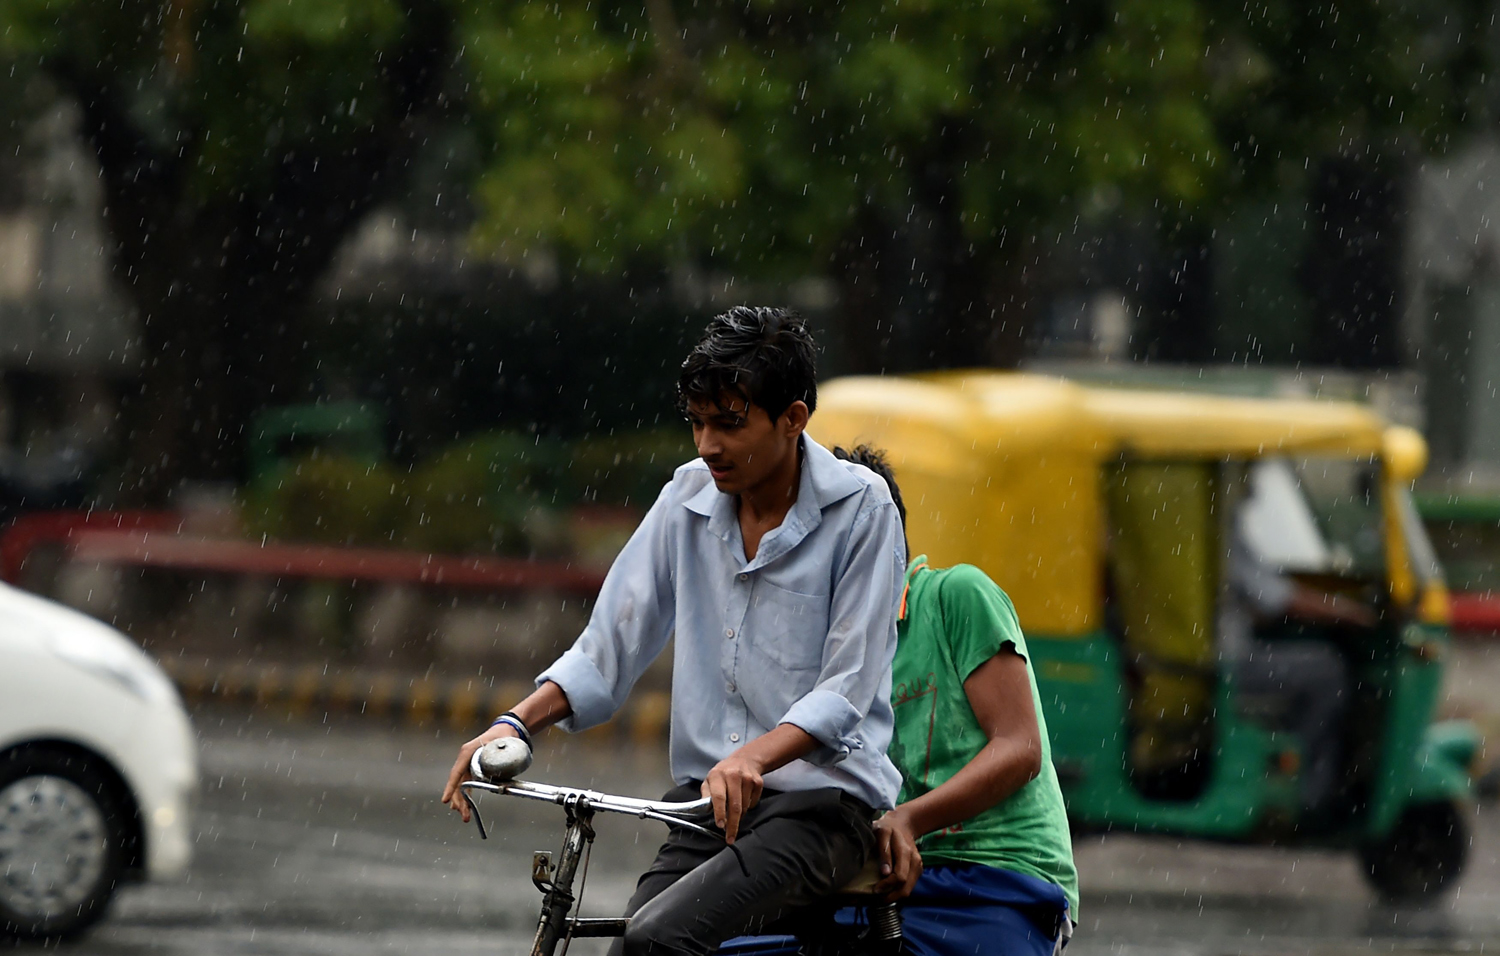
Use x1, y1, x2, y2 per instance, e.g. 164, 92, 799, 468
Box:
702, 752, 765, 844
442, 723, 518, 822
872, 808, 922, 901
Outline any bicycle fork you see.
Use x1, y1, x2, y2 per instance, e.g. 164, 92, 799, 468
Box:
530, 794, 627, 956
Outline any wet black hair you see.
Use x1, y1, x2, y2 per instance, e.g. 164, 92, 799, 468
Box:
677, 306, 818, 422
832, 444, 907, 533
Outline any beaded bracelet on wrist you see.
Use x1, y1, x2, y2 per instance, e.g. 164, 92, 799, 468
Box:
489, 712, 532, 746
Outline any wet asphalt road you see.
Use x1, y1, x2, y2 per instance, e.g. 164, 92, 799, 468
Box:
32, 706, 1500, 956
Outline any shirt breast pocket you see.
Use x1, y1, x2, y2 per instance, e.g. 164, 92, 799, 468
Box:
747, 579, 830, 673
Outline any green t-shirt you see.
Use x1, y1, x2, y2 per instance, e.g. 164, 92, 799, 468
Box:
891, 556, 1079, 916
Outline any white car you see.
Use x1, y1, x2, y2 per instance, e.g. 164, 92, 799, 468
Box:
0, 580, 195, 939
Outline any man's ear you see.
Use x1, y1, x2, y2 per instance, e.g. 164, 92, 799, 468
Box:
781, 400, 810, 438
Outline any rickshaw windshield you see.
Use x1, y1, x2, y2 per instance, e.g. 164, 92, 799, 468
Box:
1395, 486, 1445, 587
1239, 457, 1384, 578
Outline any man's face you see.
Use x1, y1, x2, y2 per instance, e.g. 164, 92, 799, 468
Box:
685, 393, 805, 495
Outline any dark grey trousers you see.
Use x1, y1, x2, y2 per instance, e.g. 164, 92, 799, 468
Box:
609, 784, 877, 956
1235, 638, 1350, 814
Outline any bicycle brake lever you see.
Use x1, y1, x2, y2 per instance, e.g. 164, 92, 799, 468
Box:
462, 791, 488, 840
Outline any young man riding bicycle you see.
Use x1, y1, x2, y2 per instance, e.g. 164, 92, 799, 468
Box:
442, 307, 906, 956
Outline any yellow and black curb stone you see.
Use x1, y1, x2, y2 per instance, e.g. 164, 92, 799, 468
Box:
156, 657, 672, 743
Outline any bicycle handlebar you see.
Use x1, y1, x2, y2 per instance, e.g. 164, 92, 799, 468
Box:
463, 778, 712, 820
460, 779, 717, 839
460, 737, 717, 838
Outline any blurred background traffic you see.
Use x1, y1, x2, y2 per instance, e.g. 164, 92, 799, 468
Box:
4, 1, 1500, 953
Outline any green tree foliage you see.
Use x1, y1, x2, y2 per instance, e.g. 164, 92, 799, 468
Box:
1, 0, 1490, 499
458, 0, 1491, 367
0, 0, 455, 500
469, 1, 1213, 263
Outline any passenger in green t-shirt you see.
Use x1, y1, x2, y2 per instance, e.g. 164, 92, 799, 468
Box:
833, 446, 1078, 956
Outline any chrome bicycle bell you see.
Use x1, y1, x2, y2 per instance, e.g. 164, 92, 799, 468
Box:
472, 736, 533, 782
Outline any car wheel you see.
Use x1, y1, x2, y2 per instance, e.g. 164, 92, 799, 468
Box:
0, 745, 131, 940
1359, 800, 1468, 902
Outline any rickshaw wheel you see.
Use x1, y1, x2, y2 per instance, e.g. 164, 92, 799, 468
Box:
1359, 801, 1468, 902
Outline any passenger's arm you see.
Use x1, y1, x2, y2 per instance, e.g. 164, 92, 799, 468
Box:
873, 647, 1041, 897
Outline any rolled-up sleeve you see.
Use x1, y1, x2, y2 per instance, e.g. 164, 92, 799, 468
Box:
537, 485, 676, 731
779, 495, 905, 764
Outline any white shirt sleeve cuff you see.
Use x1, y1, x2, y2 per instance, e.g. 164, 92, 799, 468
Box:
780, 689, 865, 767
536, 648, 614, 732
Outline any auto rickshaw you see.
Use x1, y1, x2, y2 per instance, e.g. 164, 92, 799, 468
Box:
810, 372, 1478, 900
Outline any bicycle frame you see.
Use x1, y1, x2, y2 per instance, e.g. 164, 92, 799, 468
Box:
461, 777, 902, 956
463, 778, 717, 956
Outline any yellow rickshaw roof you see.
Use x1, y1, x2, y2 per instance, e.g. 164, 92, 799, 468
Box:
810, 371, 1429, 637
818, 371, 1410, 463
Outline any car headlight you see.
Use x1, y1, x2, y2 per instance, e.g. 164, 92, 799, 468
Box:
47, 629, 176, 704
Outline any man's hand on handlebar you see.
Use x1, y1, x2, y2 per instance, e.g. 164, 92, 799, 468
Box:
702, 752, 766, 844
442, 681, 573, 822
442, 722, 518, 822
872, 808, 923, 901
701, 723, 820, 844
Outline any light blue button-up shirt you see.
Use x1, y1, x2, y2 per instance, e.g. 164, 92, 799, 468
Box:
538, 435, 905, 810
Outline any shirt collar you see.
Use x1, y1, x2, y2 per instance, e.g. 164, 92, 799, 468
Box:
682, 472, 722, 519
681, 434, 866, 570
802, 432, 867, 508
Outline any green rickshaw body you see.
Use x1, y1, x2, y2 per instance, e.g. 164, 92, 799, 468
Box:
810, 373, 1473, 892
1024, 624, 1468, 842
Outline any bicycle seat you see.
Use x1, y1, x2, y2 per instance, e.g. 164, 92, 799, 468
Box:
833, 859, 885, 900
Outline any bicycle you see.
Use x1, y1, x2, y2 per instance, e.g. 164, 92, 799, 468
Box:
459, 737, 903, 956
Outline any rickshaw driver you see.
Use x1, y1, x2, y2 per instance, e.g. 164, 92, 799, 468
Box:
440, 307, 906, 956
1225, 490, 1377, 821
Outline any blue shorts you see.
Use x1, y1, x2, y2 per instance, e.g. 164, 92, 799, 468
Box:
897, 863, 1071, 956
715, 864, 1070, 956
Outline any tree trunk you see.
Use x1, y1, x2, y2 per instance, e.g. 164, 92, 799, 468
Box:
1301, 155, 1406, 368
57, 1, 452, 503
79, 106, 334, 502
116, 209, 310, 500
1140, 220, 1215, 363
830, 207, 900, 374
974, 243, 1040, 369
910, 122, 1034, 371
